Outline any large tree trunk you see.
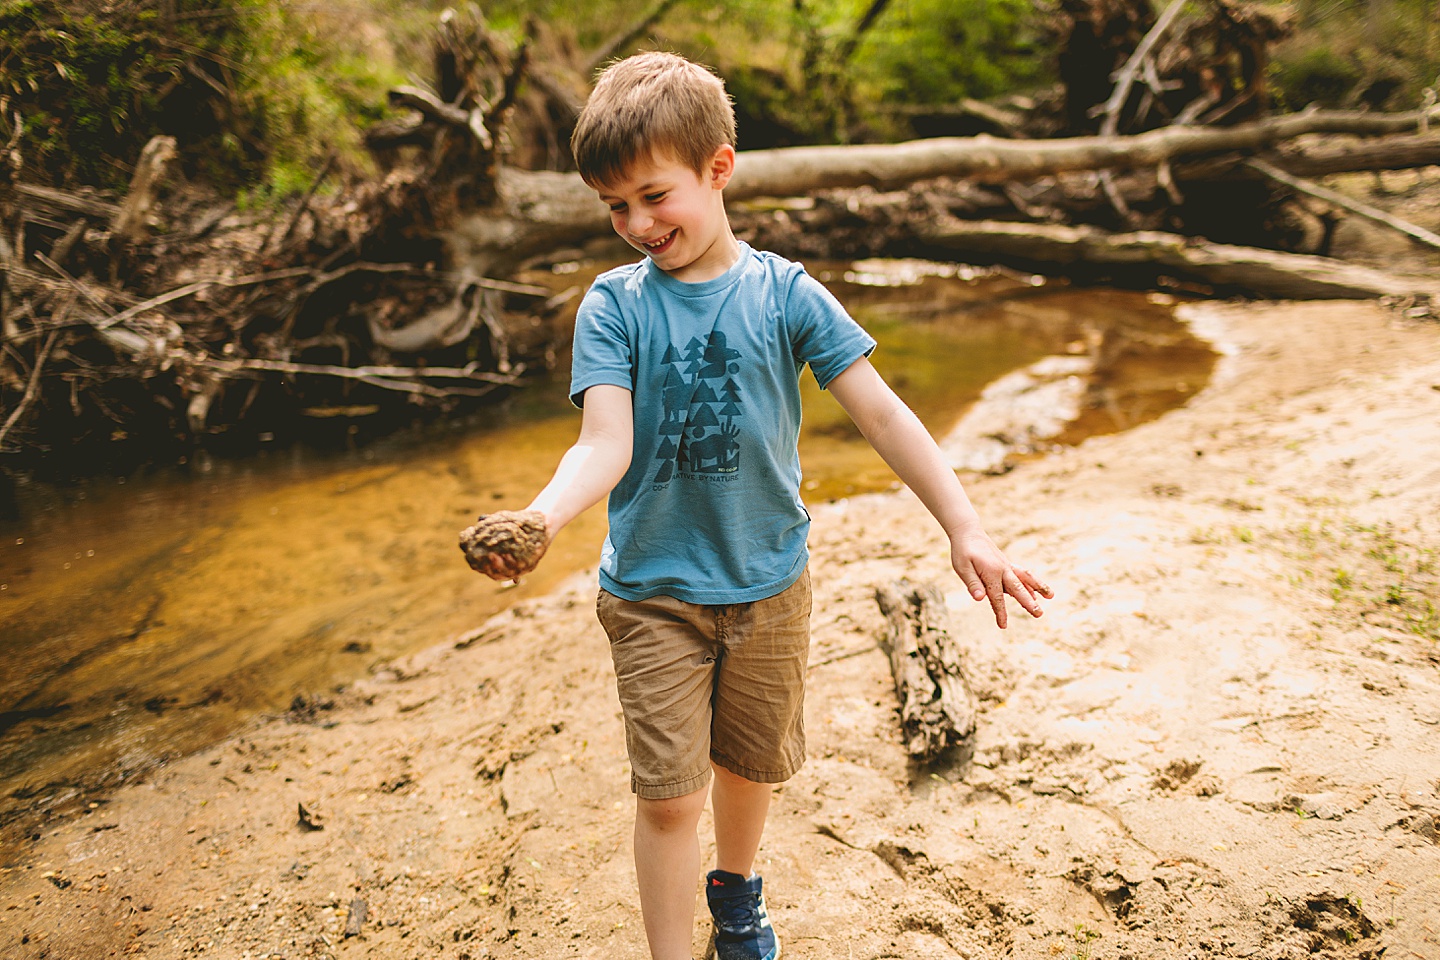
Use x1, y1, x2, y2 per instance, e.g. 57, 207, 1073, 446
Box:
454, 108, 1440, 277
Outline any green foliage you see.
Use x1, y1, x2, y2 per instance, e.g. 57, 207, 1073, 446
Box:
856, 0, 1047, 105
1270, 0, 1440, 110
222, 0, 407, 198
0, 0, 195, 186
0, 0, 411, 194
666, 0, 1052, 146
1069, 922, 1100, 960
1271, 45, 1362, 107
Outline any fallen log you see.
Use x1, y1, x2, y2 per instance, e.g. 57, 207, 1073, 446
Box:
725, 108, 1440, 197
457, 107, 1440, 273
974, 132, 1440, 232
917, 216, 1439, 300
874, 580, 978, 763
14, 183, 121, 222
1177, 132, 1440, 181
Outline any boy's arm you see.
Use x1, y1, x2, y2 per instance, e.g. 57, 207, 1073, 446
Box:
528, 384, 634, 532
470, 384, 634, 581
827, 357, 1052, 628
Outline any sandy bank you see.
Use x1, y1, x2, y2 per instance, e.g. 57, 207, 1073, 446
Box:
3, 299, 1439, 960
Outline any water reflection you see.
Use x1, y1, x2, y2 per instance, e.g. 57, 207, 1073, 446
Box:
0, 261, 1213, 849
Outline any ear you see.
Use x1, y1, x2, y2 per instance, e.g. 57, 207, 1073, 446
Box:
707, 144, 736, 191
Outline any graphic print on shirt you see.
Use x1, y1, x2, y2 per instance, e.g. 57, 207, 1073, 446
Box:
651, 330, 744, 484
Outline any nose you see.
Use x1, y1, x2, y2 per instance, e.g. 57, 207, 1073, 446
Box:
628, 207, 654, 236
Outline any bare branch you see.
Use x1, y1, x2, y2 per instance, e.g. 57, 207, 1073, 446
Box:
0, 329, 57, 450
206, 358, 525, 400
1247, 158, 1440, 251
1093, 0, 1189, 136
98, 267, 313, 330
390, 85, 471, 128
224, 358, 522, 385
264, 152, 337, 255
836, 0, 894, 65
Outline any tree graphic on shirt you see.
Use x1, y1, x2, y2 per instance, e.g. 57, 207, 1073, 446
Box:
651, 330, 743, 483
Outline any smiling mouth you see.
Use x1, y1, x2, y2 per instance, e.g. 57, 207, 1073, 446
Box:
640, 230, 677, 252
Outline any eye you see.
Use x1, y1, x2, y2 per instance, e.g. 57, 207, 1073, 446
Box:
607, 202, 627, 213
644, 192, 666, 203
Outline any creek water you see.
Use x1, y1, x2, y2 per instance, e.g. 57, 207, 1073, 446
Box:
0, 259, 1214, 844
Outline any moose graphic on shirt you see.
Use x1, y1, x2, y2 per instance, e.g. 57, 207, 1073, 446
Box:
651, 330, 744, 484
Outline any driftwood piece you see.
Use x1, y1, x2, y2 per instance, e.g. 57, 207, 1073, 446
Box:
918, 216, 1439, 300
111, 135, 177, 247
874, 580, 977, 762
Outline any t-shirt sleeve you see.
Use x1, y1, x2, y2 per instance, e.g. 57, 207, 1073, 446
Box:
569, 282, 634, 408
784, 267, 877, 390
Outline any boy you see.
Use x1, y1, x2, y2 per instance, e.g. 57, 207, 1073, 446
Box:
465, 52, 1051, 960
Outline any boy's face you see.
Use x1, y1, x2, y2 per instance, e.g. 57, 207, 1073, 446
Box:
594, 146, 738, 283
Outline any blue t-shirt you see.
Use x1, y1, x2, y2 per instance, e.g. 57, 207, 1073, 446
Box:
570, 243, 876, 604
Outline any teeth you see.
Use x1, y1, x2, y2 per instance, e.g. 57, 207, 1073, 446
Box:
642, 231, 674, 249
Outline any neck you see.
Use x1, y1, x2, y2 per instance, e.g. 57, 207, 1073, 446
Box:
670, 227, 742, 283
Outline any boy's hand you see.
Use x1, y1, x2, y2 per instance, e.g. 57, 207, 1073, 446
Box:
459, 509, 550, 581
951, 531, 1052, 629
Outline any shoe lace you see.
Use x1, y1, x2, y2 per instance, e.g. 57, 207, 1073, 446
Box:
712, 892, 759, 931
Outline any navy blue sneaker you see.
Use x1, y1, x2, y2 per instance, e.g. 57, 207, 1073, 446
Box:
705, 869, 779, 960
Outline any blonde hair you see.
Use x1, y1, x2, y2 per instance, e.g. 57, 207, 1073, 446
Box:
571, 52, 736, 187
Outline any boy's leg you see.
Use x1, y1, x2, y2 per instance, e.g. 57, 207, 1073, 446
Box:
704, 570, 811, 960
597, 588, 723, 959
635, 786, 709, 960
711, 762, 771, 877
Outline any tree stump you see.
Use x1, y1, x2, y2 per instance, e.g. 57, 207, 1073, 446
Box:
874, 580, 978, 762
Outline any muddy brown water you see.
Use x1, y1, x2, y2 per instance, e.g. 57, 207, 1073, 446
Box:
0, 259, 1214, 852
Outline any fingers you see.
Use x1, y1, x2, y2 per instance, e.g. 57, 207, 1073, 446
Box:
961, 558, 1050, 629
1003, 567, 1045, 619
983, 571, 1008, 630
482, 551, 538, 582
1016, 566, 1054, 600
956, 567, 987, 604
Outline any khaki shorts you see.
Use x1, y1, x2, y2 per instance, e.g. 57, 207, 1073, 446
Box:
596, 569, 812, 800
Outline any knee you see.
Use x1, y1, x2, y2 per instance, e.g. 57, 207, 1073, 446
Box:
636, 790, 705, 833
